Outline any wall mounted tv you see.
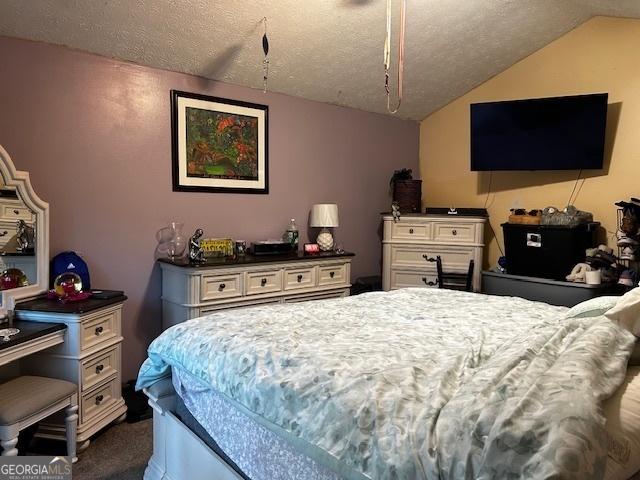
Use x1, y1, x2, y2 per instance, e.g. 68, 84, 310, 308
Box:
470, 93, 608, 171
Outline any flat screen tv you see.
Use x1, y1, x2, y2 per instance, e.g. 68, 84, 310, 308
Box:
470, 93, 608, 171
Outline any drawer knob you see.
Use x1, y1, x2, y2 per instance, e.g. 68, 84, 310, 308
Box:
329, 271, 335, 278
95, 364, 104, 374
422, 277, 439, 287
297, 274, 303, 283
218, 283, 226, 291
95, 394, 104, 405
409, 228, 414, 234
261, 278, 267, 286
422, 254, 436, 262
452, 229, 457, 236
95, 326, 104, 336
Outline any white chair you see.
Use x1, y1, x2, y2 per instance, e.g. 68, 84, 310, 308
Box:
0, 376, 78, 462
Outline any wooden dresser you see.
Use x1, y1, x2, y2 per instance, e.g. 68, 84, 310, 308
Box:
15, 294, 128, 450
159, 252, 354, 329
382, 214, 486, 292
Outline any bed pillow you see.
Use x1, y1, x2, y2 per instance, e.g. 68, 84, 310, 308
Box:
564, 296, 620, 319
605, 288, 640, 337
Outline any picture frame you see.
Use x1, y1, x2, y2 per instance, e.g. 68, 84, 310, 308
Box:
171, 90, 269, 194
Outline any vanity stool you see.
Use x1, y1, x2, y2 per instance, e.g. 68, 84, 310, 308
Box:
0, 375, 78, 462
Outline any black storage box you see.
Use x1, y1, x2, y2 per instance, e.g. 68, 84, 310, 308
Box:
502, 222, 600, 281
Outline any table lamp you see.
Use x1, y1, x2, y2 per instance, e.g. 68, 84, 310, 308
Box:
310, 204, 339, 251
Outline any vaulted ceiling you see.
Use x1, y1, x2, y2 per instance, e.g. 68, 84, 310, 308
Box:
1, 1, 639, 120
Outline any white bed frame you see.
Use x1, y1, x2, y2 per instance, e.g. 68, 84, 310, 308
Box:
143, 379, 243, 480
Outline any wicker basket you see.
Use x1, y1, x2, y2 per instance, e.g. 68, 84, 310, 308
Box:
393, 179, 422, 213
508, 214, 541, 225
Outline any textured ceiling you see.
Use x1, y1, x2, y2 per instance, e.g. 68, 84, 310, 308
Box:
0, 1, 639, 120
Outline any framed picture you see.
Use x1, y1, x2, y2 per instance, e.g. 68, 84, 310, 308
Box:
171, 90, 268, 194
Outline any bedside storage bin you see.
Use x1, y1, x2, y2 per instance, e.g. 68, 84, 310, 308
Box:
501, 222, 600, 281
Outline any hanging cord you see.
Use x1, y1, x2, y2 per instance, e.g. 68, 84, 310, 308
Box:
481, 171, 505, 257
483, 171, 494, 209
566, 169, 583, 207
262, 17, 270, 93
384, 0, 406, 114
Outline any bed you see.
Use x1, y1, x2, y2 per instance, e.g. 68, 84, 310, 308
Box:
136, 288, 640, 480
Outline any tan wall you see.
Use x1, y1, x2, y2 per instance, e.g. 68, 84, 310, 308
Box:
420, 16, 640, 270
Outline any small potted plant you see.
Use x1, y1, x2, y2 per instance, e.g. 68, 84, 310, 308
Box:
390, 168, 422, 213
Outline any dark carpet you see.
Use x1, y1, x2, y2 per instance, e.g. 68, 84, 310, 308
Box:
29, 419, 152, 480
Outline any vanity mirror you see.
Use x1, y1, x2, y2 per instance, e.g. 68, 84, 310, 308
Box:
0, 145, 49, 318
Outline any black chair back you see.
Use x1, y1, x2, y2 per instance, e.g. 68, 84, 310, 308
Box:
436, 256, 474, 292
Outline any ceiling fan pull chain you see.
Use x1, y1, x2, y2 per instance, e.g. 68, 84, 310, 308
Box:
262, 17, 270, 93
384, 0, 406, 114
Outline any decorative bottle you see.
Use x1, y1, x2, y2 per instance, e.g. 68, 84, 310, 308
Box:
283, 219, 299, 249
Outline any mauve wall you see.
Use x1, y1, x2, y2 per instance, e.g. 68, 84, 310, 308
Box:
0, 36, 419, 380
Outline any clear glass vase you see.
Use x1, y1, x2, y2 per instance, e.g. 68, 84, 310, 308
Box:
167, 222, 187, 259
156, 222, 187, 260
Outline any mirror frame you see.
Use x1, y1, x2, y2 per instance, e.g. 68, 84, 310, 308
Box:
0, 145, 49, 317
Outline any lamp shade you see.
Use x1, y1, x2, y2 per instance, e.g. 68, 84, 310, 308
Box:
310, 204, 339, 228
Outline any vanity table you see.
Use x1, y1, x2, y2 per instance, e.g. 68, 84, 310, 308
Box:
0, 321, 66, 367
0, 143, 126, 452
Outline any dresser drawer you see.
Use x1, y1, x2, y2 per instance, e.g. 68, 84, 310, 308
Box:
390, 270, 439, 289
390, 222, 431, 240
318, 263, 347, 286
201, 273, 242, 301
433, 222, 476, 243
81, 376, 119, 423
390, 245, 475, 270
0, 204, 33, 221
81, 311, 117, 352
284, 267, 316, 291
245, 270, 282, 295
199, 298, 281, 314
81, 346, 119, 392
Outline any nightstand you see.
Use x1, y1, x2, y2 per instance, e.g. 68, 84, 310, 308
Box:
15, 293, 127, 450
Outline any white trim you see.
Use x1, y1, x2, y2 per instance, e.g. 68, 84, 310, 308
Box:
0, 144, 49, 316
144, 387, 243, 480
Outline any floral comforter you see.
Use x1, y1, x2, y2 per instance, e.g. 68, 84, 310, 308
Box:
137, 288, 635, 480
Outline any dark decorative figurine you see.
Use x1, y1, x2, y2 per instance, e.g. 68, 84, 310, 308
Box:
189, 228, 205, 263
16, 220, 35, 252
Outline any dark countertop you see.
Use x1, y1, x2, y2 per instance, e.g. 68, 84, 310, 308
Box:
15, 292, 127, 314
159, 251, 355, 269
0, 320, 66, 351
